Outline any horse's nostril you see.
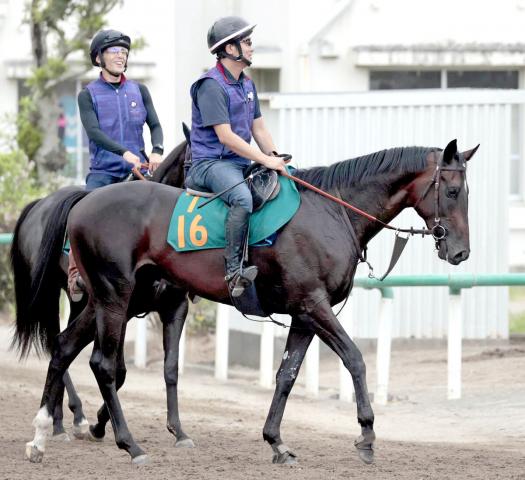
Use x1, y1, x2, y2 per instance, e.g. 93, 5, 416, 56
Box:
454, 250, 469, 263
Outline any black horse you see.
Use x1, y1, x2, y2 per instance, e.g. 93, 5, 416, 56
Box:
23, 139, 478, 465
11, 140, 192, 445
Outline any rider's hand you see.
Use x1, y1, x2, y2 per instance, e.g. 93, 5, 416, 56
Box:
149, 152, 163, 173
123, 151, 142, 169
259, 154, 287, 173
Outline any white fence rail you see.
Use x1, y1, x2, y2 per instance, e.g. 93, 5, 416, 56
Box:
259, 88, 525, 340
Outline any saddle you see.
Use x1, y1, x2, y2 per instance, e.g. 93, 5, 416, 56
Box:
185, 164, 280, 211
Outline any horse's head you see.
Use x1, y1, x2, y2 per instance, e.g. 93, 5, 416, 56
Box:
412, 139, 479, 265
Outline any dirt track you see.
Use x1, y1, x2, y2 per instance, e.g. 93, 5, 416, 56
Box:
1, 324, 524, 480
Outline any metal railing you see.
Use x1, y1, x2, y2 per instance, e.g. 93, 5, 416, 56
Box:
0, 233, 13, 244
215, 273, 525, 404
3, 232, 523, 403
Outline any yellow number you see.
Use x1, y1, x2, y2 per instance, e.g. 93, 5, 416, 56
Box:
187, 196, 199, 213
189, 215, 208, 247
177, 215, 185, 248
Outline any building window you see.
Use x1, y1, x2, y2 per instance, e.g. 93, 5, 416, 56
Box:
447, 70, 518, 89
369, 71, 440, 90
370, 69, 522, 199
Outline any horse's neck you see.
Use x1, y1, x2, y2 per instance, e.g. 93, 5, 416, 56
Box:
340, 171, 419, 246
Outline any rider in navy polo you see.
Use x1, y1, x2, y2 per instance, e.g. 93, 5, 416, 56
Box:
68, 29, 164, 300
186, 17, 286, 298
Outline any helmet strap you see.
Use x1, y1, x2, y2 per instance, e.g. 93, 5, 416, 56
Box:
220, 40, 251, 67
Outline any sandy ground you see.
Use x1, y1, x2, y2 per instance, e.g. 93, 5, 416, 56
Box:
0, 321, 524, 480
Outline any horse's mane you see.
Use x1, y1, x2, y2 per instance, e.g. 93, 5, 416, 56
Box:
151, 139, 187, 183
293, 146, 437, 190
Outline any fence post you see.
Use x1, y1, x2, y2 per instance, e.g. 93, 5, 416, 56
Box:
215, 303, 230, 381
447, 288, 462, 399
179, 322, 186, 375
375, 288, 394, 405
259, 321, 274, 388
134, 315, 148, 368
305, 336, 319, 397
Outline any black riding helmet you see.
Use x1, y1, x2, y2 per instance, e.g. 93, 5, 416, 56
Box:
207, 16, 256, 66
89, 29, 131, 69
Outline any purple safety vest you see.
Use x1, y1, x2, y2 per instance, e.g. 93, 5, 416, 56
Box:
190, 63, 256, 165
86, 74, 147, 177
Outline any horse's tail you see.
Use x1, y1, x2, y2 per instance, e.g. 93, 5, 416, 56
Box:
10, 198, 42, 356
12, 190, 89, 358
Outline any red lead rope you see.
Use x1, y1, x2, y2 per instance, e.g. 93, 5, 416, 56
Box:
280, 170, 431, 236
280, 170, 390, 227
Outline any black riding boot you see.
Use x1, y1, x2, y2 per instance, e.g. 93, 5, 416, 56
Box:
224, 206, 258, 297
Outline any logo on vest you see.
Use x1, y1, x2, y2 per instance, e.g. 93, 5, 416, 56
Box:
247, 91, 254, 102
130, 101, 137, 108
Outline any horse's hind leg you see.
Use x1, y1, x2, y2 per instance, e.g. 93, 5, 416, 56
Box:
157, 290, 194, 447
51, 371, 88, 441
262, 315, 314, 464
88, 339, 127, 441
51, 380, 68, 440
61, 298, 90, 439
26, 306, 96, 462
63, 371, 90, 439
310, 301, 375, 464
90, 303, 146, 463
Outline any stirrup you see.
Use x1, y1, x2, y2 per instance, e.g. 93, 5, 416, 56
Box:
226, 266, 258, 298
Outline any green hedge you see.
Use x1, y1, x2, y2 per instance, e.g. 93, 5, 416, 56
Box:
0, 150, 49, 311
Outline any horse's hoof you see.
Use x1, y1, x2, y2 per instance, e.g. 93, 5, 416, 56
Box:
271, 444, 297, 465
25, 442, 44, 463
175, 437, 195, 448
357, 448, 374, 464
72, 418, 90, 440
354, 434, 375, 464
85, 426, 104, 443
132, 454, 149, 465
52, 432, 71, 442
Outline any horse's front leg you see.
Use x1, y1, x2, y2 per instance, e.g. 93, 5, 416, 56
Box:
157, 289, 194, 448
262, 315, 314, 464
310, 301, 375, 464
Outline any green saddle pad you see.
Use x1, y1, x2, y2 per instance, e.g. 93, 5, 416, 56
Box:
168, 172, 301, 252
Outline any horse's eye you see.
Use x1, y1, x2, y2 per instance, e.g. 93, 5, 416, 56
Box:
446, 186, 460, 199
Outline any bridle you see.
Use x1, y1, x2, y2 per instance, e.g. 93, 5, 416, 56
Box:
413, 150, 468, 249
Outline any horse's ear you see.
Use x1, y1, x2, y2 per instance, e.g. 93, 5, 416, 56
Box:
443, 139, 457, 164
182, 122, 191, 145
462, 144, 480, 162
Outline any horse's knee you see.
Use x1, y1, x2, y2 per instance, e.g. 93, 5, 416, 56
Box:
275, 368, 297, 395
90, 354, 116, 385
164, 362, 179, 386
344, 352, 366, 378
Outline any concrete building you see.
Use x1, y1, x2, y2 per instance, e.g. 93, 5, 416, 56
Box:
1, 0, 525, 267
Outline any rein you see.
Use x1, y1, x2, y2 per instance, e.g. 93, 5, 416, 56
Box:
281, 170, 432, 237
